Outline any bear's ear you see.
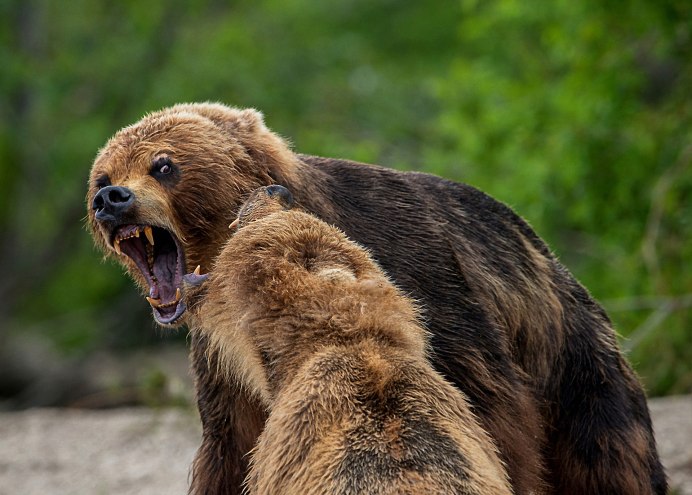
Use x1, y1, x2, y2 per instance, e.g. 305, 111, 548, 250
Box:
171, 102, 298, 183
171, 102, 266, 135
228, 108, 266, 133
214, 107, 267, 135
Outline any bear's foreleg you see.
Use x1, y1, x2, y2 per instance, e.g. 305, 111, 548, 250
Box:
188, 333, 267, 495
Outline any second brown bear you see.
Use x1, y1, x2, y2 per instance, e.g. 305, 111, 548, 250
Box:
186, 186, 513, 495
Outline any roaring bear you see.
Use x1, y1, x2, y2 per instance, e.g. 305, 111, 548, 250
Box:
185, 185, 513, 494
86, 102, 666, 494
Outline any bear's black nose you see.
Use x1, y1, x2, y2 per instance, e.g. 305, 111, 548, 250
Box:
265, 185, 294, 209
92, 185, 135, 223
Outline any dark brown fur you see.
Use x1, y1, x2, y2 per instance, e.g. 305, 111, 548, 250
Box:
86, 103, 666, 495
187, 193, 512, 494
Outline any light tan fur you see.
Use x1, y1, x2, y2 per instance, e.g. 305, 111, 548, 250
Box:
186, 195, 513, 495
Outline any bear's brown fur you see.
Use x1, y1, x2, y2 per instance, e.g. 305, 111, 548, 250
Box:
87, 103, 666, 495
186, 185, 512, 494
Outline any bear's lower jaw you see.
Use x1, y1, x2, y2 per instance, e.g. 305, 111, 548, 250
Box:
110, 224, 190, 326
152, 299, 187, 326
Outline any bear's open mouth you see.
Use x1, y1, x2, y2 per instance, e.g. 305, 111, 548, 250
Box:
111, 225, 188, 325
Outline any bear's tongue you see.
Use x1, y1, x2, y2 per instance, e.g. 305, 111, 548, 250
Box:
114, 225, 186, 324
151, 247, 179, 303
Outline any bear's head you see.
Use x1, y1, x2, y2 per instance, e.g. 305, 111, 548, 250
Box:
229, 184, 295, 231
86, 103, 298, 326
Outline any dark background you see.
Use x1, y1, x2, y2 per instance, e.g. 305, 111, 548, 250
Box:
0, 0, 689, 409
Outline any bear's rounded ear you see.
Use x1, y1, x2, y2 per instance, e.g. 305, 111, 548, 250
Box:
171, 102, 267, 135
170, 102, 298, 184
229, 108, 267, 133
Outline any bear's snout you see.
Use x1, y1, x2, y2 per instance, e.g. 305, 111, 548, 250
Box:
92, 185, 135, 223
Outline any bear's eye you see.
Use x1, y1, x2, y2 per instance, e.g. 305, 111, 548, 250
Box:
95, 174, 111, 190
152, 156, 173, 174
150, 155, 180, 186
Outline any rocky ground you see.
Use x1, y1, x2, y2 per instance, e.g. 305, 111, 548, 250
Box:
0, 396, 690, 494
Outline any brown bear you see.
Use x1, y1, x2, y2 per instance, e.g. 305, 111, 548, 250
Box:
87, 102, 666, 495
185, 185, 513, 494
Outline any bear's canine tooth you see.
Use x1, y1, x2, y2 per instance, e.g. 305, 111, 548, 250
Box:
194, 265, 201, 276
146, 296, 161, 307
114, 239, 122, 256
144, 225, 154, 246
229, 218, 239, 230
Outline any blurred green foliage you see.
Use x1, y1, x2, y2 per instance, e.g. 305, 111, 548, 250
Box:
0, 0, 689, 396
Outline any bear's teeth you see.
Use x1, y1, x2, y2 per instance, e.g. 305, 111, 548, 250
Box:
114, 239, 122, 256
183, 270, 208, 287
143, 225, 154, 246
146, 296, 161, 307
176, 288, 182, 302
146, 243, 155, 269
